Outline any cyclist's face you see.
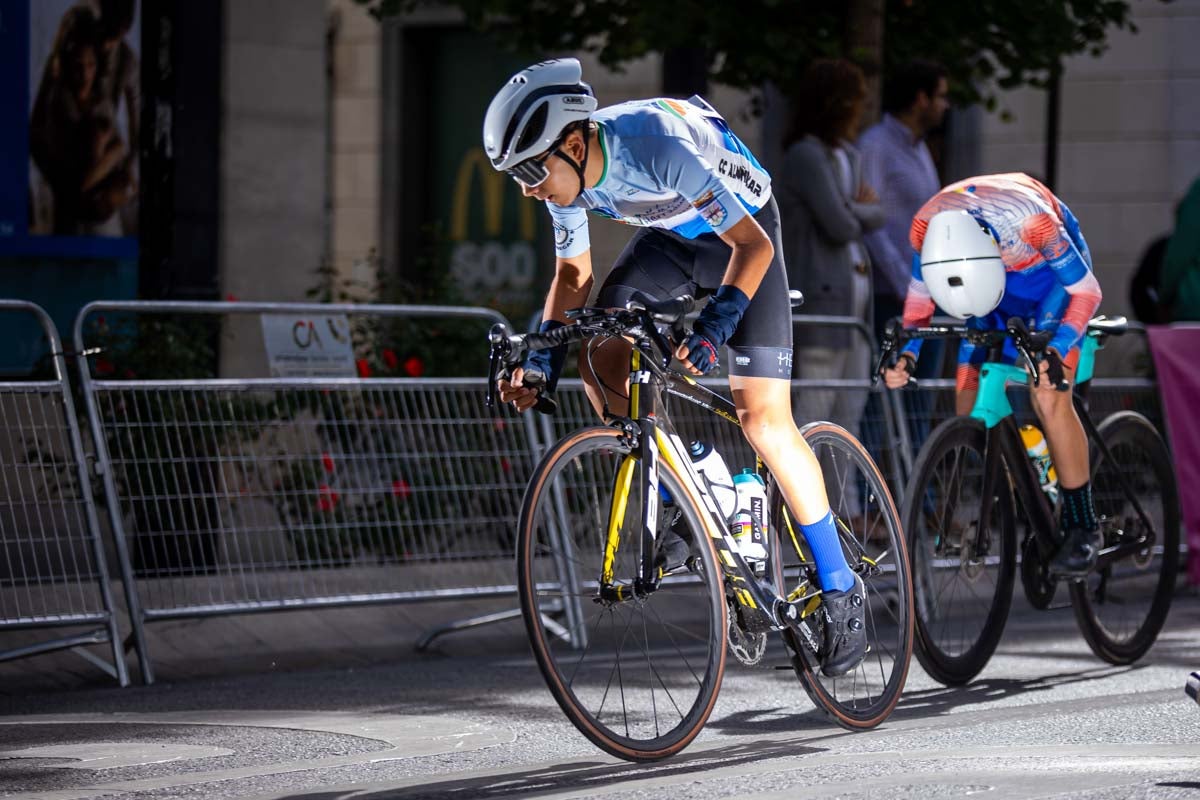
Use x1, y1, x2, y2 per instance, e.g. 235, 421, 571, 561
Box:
516, 130, 586, 205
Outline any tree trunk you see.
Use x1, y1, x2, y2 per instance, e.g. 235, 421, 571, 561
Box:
845, 0, 885, 130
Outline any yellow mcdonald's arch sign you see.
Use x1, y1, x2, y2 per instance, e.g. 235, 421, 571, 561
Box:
450, 148, 536, 242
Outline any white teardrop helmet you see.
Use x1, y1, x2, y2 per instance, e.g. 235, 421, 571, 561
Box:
920, 210, 1007, 319
483, 58, 597, 185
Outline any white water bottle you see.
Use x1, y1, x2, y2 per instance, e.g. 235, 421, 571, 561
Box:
688, 441, 737, 519
732, 469, 768, 563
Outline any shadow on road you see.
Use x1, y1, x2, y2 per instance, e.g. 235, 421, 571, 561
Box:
893, 663, 1143, 720
263, 736, 836, 800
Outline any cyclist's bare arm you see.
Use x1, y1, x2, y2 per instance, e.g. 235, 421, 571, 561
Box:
675, 214, 774, 374
544, 250, 594, 324
717, 213, 772, 299
498, 250, 594, 410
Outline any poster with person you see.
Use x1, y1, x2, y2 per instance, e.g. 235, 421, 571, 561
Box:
0, 0, 140, 258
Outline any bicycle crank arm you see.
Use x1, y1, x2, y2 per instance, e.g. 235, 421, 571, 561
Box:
1094, 531, 1157, 571
777, 598, 821, 657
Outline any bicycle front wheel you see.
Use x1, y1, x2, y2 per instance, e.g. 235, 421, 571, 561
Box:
1070, 411, 1180, 664
517, 426, 727, 761
901, 415, 1016, 686
769, 422, 913, 730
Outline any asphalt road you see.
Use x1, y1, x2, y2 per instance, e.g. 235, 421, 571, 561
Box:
1, 590, 1198, 800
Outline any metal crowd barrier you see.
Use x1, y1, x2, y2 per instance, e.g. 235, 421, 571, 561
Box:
0, 301, 128, 685
72, 301, 531, 683
0, 298, 1172, 686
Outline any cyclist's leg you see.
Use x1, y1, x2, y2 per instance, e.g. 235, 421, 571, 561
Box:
723, 218, 864, 675
585, 229, 699, 418
954, 313, 1005, 415
1028, 290, 1100, 573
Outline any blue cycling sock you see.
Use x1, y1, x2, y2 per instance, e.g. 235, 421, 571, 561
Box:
802, 510, 855, 593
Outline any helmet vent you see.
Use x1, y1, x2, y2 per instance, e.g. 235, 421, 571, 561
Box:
948, 276, 964, 287
514, 101, 550, 154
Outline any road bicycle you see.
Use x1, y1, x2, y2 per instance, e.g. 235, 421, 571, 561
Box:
878, 315, 1179, 686
486, 294, 913, 761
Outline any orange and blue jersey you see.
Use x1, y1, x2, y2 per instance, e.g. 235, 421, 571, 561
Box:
900, 173, 1103, 391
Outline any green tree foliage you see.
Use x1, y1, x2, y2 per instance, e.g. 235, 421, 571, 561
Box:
354, 0, 1145, 109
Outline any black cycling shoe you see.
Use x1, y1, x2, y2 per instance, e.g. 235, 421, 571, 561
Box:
819, 573, 868, 677
654, 512, 693, 573
1049, 527, 1103, 577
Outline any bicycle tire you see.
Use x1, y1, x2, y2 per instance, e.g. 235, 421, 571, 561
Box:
516, 426, 727, 761
768, 421, 913, 730
901, 415, 1017, 686
1069, 411, 1180, 664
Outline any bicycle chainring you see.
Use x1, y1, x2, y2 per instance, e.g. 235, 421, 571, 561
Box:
727, 603, 768, 666
1020, 534, 1057, 610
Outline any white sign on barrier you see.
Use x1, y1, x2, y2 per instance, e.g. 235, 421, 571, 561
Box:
261, 315, 357, 377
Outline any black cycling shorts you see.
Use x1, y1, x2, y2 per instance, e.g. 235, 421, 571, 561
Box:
596, 195, 793, 379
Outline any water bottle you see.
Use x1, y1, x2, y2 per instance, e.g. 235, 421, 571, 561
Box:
1019, 424, 1059, 502
732, 469, 769, 564
688, 441, 737, 520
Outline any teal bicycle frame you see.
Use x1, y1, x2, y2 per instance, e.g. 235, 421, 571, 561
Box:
971, 330, 1155, 570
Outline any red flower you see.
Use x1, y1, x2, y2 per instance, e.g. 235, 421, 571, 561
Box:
316, 484, 339, 512
493, 419, 507, 432
392, 479, 411, 500
321, 453, 335, 473
500, 457, 512, 474
225, 293, 239, 302
356, 359, 372, 378
382, 349, 399, 370
403, 356, 424, 377
94, 357, 115, 376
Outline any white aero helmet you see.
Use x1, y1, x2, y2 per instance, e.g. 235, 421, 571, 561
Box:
482, 58, 597, 184
919, 210, 1007, 319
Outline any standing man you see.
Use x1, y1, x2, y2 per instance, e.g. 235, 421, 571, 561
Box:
858, 60, 950, 351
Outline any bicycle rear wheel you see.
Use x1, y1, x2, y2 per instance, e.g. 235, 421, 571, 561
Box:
901, 416, 1016, 686
517, 426, 726, 761
1069, 411, 1180, 664
769, 422, 912, 730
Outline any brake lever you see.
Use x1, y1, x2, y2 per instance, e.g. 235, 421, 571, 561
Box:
1006, 317, 1041, 387
874, 320, 918, 388
496, 365, 558, 415
485, 324, 510, 410
642, 311, 676, 369
1042, 350, 1070, 392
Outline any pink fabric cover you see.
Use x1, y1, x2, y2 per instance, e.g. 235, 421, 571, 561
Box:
1146, 324, 1200, 585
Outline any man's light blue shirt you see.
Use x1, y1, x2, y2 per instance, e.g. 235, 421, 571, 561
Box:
858, 114, 941, 300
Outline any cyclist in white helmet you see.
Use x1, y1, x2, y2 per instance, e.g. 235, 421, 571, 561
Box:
486, 57, 867, 677
881, 173, 1105, 576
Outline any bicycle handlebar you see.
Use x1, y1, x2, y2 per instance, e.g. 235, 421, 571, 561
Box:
874, 316, 1068, 391
485, 294, 697, 414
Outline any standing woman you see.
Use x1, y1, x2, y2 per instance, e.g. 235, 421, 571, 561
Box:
778, 59, 884, 435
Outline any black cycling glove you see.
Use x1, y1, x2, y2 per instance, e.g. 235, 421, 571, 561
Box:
683, 285, 751, 374
522, 319, 567, 392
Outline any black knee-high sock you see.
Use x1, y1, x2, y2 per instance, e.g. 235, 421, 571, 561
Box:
1060, 482, 1098, 532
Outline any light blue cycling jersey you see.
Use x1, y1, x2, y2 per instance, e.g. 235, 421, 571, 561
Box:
548, 96, 773, 259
